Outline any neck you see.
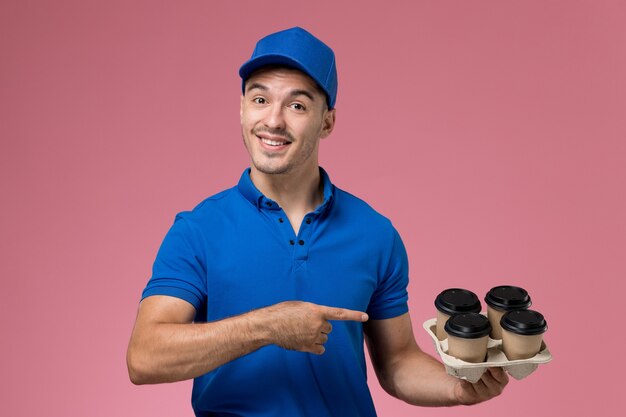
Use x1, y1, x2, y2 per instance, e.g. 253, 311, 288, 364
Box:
250, 166, 324, 214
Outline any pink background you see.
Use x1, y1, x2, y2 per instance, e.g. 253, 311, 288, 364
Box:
1, 1, 624, 416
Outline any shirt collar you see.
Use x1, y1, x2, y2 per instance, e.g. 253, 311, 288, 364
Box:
237, 167, 335, 213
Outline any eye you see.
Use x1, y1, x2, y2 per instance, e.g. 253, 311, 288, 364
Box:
290, 103, 306, 111
253, 97, 267, 104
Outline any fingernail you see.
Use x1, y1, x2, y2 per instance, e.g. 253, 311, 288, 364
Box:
361, 314, 368, 321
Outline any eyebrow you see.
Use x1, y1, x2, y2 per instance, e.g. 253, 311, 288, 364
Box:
246, 83, 316, 102
246, 82, 268, 93
289, 89, 316, 102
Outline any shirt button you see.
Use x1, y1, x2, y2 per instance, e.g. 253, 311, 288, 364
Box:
305, 218, 311, 224
298, 240, 304, 245
289, 240, 295, 245
278, 218, 284, 223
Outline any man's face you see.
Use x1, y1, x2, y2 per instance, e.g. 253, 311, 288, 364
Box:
240, 67, 335, 176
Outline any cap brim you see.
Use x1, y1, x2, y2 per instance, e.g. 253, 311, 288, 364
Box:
239, 54, 309, 82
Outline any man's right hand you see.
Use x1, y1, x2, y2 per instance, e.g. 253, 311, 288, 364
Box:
258, 301, 369, 354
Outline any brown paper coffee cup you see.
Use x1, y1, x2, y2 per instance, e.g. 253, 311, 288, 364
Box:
444, 313, 491, 363
500, 309, 547, 360
434, 288, 481, 340
484, 285, 532, 339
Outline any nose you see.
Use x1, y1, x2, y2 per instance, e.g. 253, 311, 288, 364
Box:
262, 103, 286, 130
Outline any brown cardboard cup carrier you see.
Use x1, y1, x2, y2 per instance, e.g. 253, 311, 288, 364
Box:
423, 315, 552, 383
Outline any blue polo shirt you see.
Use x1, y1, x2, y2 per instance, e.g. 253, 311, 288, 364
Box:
142, 167, 409, 417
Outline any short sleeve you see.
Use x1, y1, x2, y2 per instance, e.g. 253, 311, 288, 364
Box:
141, 213, 207, 311
366, 227, 409, 320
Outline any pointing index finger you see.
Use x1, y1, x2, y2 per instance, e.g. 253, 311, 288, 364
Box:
321, 306, 368, 322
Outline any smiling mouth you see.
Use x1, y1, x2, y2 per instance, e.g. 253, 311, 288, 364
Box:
258, 136, 292, 147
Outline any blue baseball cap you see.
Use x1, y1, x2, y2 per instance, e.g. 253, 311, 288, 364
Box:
239, 27, 338, 109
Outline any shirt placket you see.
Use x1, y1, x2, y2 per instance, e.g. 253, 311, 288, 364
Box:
292, 214, 314, 273
264, 207, 314, 274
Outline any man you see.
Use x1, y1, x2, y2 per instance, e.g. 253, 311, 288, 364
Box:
127, 27, 508, 416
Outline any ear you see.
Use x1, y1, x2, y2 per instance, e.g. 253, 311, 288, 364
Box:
240, 95, 244, 123
320, 108, 336, 139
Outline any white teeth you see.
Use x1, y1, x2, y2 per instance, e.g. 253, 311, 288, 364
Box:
261, 138, 289, 146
